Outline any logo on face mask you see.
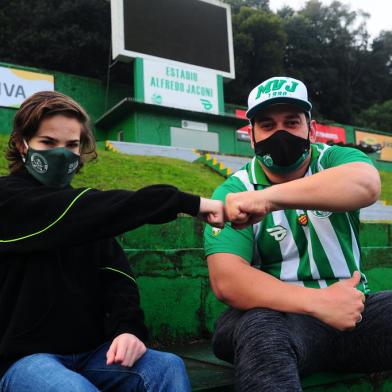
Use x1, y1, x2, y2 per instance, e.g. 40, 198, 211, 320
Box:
67, 160, 79, 174
30, 153, 48, 174
262, 154, 274, 167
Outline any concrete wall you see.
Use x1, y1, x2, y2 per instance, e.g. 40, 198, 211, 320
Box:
119, 218, 392, 343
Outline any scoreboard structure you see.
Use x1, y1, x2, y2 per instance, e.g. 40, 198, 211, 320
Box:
105, 0, 248, 156
110, 0, 235, 79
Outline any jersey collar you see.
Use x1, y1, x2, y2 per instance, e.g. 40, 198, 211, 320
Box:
248, 156, 271, 186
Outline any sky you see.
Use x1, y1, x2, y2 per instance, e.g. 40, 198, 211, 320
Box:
269, 0, 391, 39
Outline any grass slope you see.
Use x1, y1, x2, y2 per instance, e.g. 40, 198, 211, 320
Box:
1, 134, 392, 202
0, 135, 224, 197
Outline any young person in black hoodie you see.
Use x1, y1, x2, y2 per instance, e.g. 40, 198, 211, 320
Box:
0, 91, 225, 392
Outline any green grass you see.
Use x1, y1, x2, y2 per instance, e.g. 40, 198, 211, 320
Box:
0, 135, 224, 197
2, 133, 392, 202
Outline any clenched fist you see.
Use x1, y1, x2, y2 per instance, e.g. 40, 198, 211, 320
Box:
225, 191, 272, 229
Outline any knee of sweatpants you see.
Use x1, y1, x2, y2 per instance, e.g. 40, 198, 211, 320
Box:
233, 308, 293, 355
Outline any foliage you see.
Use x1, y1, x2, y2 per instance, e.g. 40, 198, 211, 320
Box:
0, 0, 110, 78
356, 100, 392, 132
224, 6, 286, 104
223, 0, 270, 13
0, 0, 391, 128
280, 0, 371, 123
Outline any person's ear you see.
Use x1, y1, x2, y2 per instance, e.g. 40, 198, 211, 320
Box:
248, 123, 255, 149
309, 120, 317, 143
15, 138, 28, 160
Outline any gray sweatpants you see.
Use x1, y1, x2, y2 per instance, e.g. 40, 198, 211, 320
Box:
212, 291, 392, 391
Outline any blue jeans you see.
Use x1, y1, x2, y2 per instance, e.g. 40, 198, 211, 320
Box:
0, 342, 191, 392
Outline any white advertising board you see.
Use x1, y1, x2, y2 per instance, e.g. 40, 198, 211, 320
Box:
143, 58, 219, 114
0, 67, 54, 109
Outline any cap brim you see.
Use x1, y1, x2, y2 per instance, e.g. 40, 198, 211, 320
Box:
246, 97, 312, 119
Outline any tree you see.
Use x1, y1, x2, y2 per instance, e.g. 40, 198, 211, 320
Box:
0, 0, 110, 78
357, 100, 392, 132
224, 6, 286, 105
281, 0, 371, 123
223, 0, 270, 13
365, 31, 392, 104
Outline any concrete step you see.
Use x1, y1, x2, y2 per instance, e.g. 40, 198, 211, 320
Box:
168, 341, 392, 391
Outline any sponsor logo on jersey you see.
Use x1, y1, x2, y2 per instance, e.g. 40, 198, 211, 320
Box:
297, 213, 308, 226
212, 227, 222, 237
310, 210, 332, 218
266, 225, 287, 241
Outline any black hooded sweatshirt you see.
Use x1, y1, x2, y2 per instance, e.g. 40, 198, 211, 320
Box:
0, 169, 200, 378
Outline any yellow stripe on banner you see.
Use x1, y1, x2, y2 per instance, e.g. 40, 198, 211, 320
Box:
0, 188, 91, 243
10, 69, 54, 83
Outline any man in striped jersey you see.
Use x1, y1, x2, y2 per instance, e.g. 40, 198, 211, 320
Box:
204, 76, 392, 391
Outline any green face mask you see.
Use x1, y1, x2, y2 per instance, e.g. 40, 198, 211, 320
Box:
23, 142, 80, 188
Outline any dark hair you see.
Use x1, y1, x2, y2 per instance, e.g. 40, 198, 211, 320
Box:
6, 91, 97, 173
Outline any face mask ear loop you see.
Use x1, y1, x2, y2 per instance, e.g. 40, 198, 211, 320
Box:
21, 139, 29, 163
250, 119, 257, 145
306, 119, 311, 149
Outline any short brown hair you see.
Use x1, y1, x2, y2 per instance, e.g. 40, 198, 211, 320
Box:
7, 91, 97, 173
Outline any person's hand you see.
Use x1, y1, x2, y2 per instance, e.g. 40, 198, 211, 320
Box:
311, 271, 365, 330
106, 333, 146, 367
198, 198, 225, 228
225, 191, 271, 229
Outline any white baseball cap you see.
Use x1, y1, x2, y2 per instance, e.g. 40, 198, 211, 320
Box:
246, 76, 312, 120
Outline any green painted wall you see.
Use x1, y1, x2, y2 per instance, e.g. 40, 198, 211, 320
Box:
118, 218, 392, 343
98, 104, 253, 156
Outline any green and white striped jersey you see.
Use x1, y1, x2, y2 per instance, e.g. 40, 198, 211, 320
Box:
204, 143, 373, 293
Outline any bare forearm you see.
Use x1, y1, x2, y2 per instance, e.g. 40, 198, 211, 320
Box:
208, 254, 366, 330
208, 254, 315, 314
265, 163, 380, 212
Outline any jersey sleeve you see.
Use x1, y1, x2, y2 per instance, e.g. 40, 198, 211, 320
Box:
204, 175, 255, 263
319, 145, 373, 169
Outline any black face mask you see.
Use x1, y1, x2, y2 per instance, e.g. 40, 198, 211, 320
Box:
254, 130, 310, 174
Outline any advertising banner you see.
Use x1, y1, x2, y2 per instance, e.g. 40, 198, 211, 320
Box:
142, 58, 219, 114
356, 130, 392, 162
314, 122, 346, 144
0, 66, 54, 109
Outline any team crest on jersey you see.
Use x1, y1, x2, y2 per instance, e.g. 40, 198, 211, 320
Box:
266, 225, 287, 241
211, 227, 222, 237
310, 210, 332, 218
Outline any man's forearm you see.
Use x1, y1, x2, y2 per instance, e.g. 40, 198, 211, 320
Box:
208, 253, 316, 314
265, 162, 380, 213
208, 253, 365, 330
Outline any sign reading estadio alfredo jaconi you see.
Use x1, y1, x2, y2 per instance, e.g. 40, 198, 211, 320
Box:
142, 58, 219, 114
